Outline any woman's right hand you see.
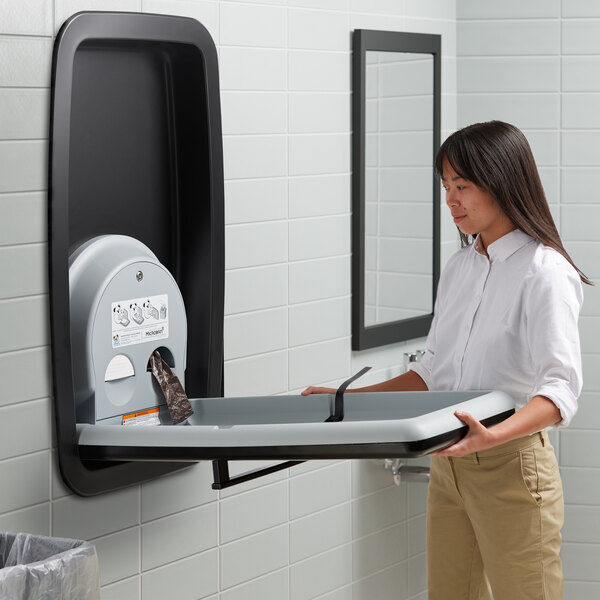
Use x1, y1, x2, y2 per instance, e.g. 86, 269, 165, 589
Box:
301, 386, 336, 396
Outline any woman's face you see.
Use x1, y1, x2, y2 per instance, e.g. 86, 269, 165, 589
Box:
441, 159, 515, 249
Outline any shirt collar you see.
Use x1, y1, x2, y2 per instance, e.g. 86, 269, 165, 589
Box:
472, 229, 535, 263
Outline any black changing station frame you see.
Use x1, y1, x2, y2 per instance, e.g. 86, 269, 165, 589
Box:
49, 12, 225, 495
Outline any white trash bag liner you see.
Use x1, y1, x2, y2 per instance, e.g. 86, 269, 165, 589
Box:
0, 533, 100, 599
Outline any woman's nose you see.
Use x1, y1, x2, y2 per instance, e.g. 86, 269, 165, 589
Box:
446, 190, 458, 208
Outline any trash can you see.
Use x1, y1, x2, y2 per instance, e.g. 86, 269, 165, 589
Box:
0, 532, 100, 599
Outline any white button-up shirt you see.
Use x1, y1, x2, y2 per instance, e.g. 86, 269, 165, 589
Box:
409, 229, 583, 426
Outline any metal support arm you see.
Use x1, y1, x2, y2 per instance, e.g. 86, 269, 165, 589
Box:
212, 459, 304, 490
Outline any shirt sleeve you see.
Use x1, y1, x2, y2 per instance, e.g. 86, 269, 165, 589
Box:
407, 250, 461, 390
407, 269, 449, 391
407, 308, 437, 391
525, 261, 584, 427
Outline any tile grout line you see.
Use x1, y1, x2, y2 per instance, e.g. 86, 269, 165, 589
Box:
557, 0, 563, 464
286, 4, 292, 595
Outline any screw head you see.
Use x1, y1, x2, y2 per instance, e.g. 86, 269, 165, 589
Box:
136, 271, 143, 282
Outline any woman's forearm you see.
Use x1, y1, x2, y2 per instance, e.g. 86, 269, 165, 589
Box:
302, 368, 428, 396
351, 369, 428, 393
488, 395, 562, 445
433, 395, 563, 457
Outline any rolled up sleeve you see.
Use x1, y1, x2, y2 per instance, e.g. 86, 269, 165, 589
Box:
407, 302, 440, 392
526, 263, 584, 427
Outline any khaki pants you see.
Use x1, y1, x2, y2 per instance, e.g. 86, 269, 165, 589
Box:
427, 431, 564, 600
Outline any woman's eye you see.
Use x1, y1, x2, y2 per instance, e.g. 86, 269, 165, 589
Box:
457, 185, 465, 191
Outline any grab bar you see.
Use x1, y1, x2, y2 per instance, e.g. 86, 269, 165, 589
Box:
384, 458, 430, 485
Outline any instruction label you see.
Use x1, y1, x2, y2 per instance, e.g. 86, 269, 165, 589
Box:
112, 294, 169, 348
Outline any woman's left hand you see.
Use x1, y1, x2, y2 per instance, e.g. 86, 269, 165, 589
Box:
431, 410, 498, 457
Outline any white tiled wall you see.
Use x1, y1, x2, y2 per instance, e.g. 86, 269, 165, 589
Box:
0, 1, 455, 599
457, 2, 600, 598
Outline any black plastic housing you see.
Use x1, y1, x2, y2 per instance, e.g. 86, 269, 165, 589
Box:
48, 12, 224, 495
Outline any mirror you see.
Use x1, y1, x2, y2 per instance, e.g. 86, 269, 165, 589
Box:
352, 30, 441, 350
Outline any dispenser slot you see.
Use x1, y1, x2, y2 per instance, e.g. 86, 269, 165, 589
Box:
146, 347, 175, 371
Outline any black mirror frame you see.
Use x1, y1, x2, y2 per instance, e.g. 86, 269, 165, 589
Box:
351, 30, 441, 351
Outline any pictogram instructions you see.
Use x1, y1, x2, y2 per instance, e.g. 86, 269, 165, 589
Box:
112, 294, 169, 348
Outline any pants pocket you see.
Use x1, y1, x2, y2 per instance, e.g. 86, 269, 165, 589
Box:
519, 446, 542, 505
519, 443, 562, 507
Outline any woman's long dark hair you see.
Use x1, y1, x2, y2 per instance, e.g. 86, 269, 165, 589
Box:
435, 120, 593, 285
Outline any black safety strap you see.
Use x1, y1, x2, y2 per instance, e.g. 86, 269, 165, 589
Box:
325, 366, 372, 422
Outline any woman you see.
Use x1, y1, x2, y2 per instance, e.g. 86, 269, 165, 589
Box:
303, 121, 591, 600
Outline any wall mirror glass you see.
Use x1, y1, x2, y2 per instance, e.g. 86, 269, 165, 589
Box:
352, 30, 441, 350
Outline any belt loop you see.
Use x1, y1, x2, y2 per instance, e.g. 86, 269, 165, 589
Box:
539, 431, 545, 447
473, 452, 480, 465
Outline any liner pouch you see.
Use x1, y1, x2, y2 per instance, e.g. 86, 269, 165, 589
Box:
149, 350, 193, 424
